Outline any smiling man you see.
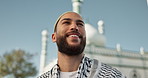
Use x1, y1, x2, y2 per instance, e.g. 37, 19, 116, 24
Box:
38, 12, 126, 78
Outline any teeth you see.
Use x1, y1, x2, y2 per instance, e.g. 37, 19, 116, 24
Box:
69, 35, 79, 37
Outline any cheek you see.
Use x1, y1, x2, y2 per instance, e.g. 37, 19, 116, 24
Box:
56, 29, 67, 37
80, 28, 86, 37
57, 26, 69, 32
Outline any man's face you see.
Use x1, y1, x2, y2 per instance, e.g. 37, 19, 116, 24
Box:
53, 12, 86, 56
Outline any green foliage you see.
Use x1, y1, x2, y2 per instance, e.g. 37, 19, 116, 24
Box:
0, 49, 37, 78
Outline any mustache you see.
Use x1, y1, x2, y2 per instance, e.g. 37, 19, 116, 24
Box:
66, 31, 83, 38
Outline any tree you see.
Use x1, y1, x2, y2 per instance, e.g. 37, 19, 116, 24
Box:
0, 49, 37, 78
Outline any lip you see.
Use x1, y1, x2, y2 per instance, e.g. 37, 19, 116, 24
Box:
66, 32, 81, 38
68, 35, 79, 40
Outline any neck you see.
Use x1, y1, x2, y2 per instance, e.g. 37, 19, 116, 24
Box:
58, 52, 84, 72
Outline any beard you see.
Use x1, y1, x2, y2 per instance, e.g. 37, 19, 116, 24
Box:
56, 33, 86, 56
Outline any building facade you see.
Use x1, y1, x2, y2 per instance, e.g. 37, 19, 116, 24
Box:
85, 45, 148, 78
39, 0, 148, 78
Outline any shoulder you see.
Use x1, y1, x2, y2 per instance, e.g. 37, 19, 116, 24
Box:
38, 59, 58, 78
37, 70, 51, 78
97, 62, 125, 78
91, 59, 125, 78
37, 64, 59, 78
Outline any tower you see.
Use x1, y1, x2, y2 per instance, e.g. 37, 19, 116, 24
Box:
147, 0, 148, 6
98, 20, 105, 35
72, 0, 83, 14
39, 30, 48, 75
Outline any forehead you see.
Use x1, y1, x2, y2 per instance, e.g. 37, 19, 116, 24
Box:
54, 12, 84, 32
59, 12, 83, 22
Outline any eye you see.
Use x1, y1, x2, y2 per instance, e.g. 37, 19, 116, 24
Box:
77, 23, 84, 27
62, 21, 70, 25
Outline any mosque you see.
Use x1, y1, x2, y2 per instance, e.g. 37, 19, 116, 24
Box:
39, 0, 148, 78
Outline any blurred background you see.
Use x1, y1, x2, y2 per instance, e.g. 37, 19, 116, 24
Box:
0, 0, 148, 77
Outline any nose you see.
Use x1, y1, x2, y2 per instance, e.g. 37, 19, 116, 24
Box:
70, 23, 79, 31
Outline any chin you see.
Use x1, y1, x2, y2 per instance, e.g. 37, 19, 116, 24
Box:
69, 43, 80, 46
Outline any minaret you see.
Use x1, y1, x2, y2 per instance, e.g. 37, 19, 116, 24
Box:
116, 43, 121, 52
147, 0, 148, 6
72, 0, 83, 14
39, 30, 48, 75
98, 20, 105, 35
140, 47, 144, 55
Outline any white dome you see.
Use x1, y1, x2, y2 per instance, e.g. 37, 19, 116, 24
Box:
85, 23, 106, 47
93, 34, 106, 47
85, 23, 97, 44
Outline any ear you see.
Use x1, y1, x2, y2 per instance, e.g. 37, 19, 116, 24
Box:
52, 33, 56, 42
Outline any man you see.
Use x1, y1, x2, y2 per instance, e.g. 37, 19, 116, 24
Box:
38, 12, 126, 78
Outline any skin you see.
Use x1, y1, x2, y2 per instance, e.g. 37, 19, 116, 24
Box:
52, 12, 86, 72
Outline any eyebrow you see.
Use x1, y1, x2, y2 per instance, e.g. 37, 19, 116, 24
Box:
61, 18, 84, 24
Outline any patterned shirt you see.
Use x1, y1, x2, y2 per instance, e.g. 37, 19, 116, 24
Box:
38, 56, 126, 78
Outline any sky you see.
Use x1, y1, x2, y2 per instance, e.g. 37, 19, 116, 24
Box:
0, 0, 148, 77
